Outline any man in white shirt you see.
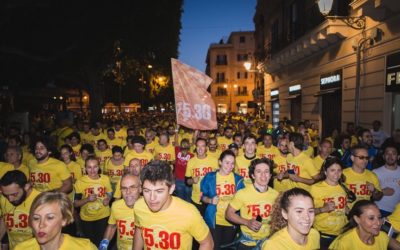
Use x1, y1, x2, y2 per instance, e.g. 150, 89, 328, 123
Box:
370, 120, 389, 149
373, 145, 400, 217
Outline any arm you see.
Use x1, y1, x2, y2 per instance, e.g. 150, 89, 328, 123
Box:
74, 193, 97, 208
198, 231, 214, 250
314, 201, 335, 215
371, 189, 383, 201
288, 174, 316, 185
389, 238, 400, 250
225, 204, 261, 232
58, 177, 73, 193
0, 217, 6, 240
133, 227, 144, 250
102, 224, 117, 241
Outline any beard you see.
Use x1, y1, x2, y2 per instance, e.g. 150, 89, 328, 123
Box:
35, 153, 48, 162
11, 189, 27, 206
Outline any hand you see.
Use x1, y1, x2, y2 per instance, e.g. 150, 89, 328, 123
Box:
246, 219, 262, 232
366, 181, 375, 193
103, 197, 111, 206
87, 194, 97, 202
211, 196, 219, 205
277, 171, 285, 181
322, 201, 336, 213
382, 187, 395, 196
192, 176, 200, 184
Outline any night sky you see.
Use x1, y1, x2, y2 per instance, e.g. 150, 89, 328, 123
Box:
179, 0, 257, 72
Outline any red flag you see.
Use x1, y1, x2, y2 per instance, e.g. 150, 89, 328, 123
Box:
171, 58, 217, 130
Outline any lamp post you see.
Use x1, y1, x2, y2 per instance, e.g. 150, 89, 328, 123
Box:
244, 61, 265, 117
223, 82, 237, 113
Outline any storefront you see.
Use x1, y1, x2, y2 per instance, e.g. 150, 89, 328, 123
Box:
386, 51, 400, 130
315, 70, 342, 138
287, 84, 302, 126
270, 88, 279, 128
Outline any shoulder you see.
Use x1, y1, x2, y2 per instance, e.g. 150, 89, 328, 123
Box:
63, 234, 97, 249
14, 238, 39, 249
111, 198, 125, 210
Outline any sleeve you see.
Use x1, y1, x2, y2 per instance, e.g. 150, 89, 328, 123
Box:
188, 207, 210, 242
170, 147, 176, 161
74, 180, 83, 195
108, 205, 117, 224
371, 172, 382, 191
185, 161, 192, 178
229, 190, 244, 211
306, 159, 319, 177
200, 173, 211, 199
113, 180, 122, 199
103, 176, 113, 193
58, 163, 72, 181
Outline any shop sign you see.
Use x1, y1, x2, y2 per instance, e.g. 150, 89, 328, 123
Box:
320, 70, 342, 90
386, 51, 400, 92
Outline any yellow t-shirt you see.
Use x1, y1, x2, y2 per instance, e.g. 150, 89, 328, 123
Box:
28, 158, 71, 192
303, 146, 314, 158
74, 175, 112, 221
108, 199, 135, 250
207, 149, 222, 160
308, 128, 319, 148
87, 133, 106, 146
0, 162, 16, 179
15, 163, 30, 180
104, 159, 124, 184
215, 172, 236, 226
71, 144, 82, 158
313, 155, 325, 172
21, 147, 35, 167
217, 136, 233, 151
145, 140, 158, 154
79, 131, 92, 144
95, 149, 112, 171
310, 181, 347, 235
66, 161, 82, 182
55, 126, 74, 149
257, 145, 280, 160
235, 155, 257, 186
124, 150, 153, 168
262, 227, 320, 250
134, 196, 210, 250
286, 152, 318, 191
0, 189, 41, 249
273, 154, 290, 192
106, 137, 124, 149
153, 144, 176, 162
343, 168, 381, 207
185, 156, 218, 204
123, 147, 135, 157
14, 234, 96, 250
329, 228, 389, 250
229, 185, 279, 245
388, 203, 400, 231
114, 128, 127, 142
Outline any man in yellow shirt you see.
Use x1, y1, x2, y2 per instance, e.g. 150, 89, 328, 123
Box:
235, 134, 258, 186
207, 137, 222, 159
273, 138, 290, 192
106, 128, 124, 149
124, 136, 153, 168
29, 138, 72, 193
185, 138, 218, 214
80, 122, 92, 144
257, 133, 279, 160
343, 145, 383, 207
133, 161, 213, 250
144, 130, 157, 154
0, 170, 41, 249
226, 158, 279, 248
100, 174, 140, 250
95, 139, 112, 171
153, 133, 176, 166
286, 132, 319, 191
217, 126, 234, 151
313, 139, 332, 171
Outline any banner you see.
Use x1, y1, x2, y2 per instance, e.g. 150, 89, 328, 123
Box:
171, 58, 217, 130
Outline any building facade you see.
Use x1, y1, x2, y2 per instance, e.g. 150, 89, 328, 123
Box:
254, 0, 400, 137
206, 31, 256, 114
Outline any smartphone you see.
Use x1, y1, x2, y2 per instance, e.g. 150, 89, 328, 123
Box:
256, 215, 262, 222
381, 219, 396, 238
287, 169, 295, 175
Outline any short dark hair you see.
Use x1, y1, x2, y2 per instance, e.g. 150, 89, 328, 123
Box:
97, 139, 107, 145
0, 170, 28, 188
140, 160, 174, 187
132, 136, 146, 146
219, 149, 236, 162
357, 128, 370, 138
351, 145, 368, 156
249, 158, 273, 183
68, 132, 81, 142
80, 143, 94, 154
60, 144, 76, 161
289, 132, 304, 150
112, 146, 123, 154
195, 137, 207, 146
243, 134, 257, 144
107, 128, 115, 133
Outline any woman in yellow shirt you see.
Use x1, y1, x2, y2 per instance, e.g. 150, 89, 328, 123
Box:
15, 191, 96, 249
330, 200, 400, 249
262, 188, 320, 249
310, 157, 348, 249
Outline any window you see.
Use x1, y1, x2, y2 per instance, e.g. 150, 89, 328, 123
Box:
237, 54, 248, 62
236, 86, 248, 96
244, 72, 248, 79
216, 55, 227, 65
239, 36, 246, 43
216, 87, 227, 96
271, 19, 279, 52
237, 72, 241, 79
215, 72, 225, 83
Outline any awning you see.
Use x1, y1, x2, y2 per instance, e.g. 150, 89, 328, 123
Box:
313, 87, 341, 97
284, 94, 301, 100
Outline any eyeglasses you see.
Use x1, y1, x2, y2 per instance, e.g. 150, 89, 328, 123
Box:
121, 185, 140, 193
353, 155, 370, 160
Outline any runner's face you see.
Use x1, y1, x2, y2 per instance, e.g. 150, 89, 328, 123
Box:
208, 140, 217, 151
243, 138, 256, 155
1, 183, 27, 206
5, 149, 20, 165
121, 176, 140, 207
113, 152, 123, 161
325, 163, 342, 184
60, 148, 72, 162
320, 142, 332, 157
196, 140, 207, 157
133, 143, 144, 153
355, 205, 382, 236
384, 147, 398, 166
263, 135, 273, 147
142, 180, 174, 212
35, 142, 49, 162
278, 140, 289, 155
342, 139, 350, 149
352, 149, 369, 170
283, 195, 315, 236
31, 202, 66, 246
362, 131, 373, 146
125, 160, 141, 176
85, 159, 100, 178
219, 155, 235, 175
252, 163, 271, 187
